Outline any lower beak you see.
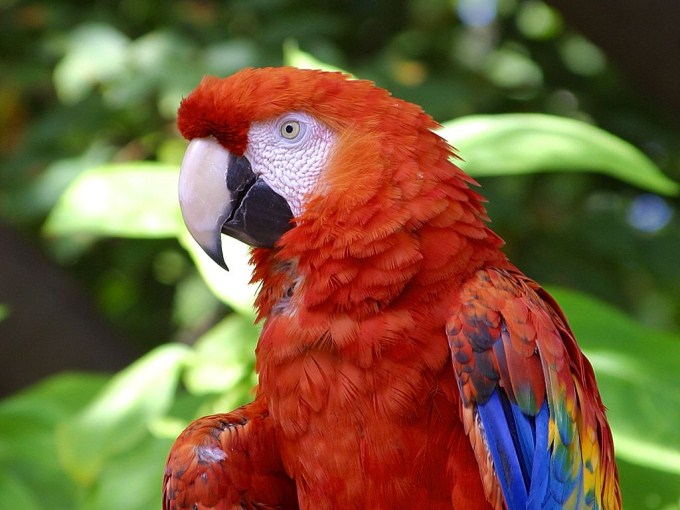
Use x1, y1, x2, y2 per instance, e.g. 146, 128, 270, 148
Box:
178, 137, 294, 270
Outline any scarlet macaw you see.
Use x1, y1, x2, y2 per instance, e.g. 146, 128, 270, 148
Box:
163, 67, 621, 509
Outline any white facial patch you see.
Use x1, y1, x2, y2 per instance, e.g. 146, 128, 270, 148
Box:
244, 112, 336, 217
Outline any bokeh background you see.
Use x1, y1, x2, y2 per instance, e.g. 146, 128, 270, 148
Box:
1, 0, 679, 508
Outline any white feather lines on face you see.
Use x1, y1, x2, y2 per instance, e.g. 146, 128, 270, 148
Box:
244, 112, 336, 217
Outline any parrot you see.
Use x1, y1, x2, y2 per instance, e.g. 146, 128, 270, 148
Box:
163, 66, 621, 510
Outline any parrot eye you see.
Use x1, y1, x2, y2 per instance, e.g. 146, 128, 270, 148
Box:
279, 119, 303, 141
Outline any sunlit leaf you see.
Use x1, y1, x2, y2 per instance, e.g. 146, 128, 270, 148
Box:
79, 437, 171, 510
549, 286, 680, 506
283, 40, 347, 74
53, 23, 130, 104
0, 373, 109, 432
439, 114, 679, 195
44, 162, 182, 238
483, 47, 543, 90
183, 313, 258, 396
56, 344, 189, 487
178, 231, 258, 316
172, 271, 223, 333
5, 145, 115, 223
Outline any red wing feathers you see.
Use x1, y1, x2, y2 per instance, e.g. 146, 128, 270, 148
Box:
448, 267, 620, 509
163, 400, 298, 510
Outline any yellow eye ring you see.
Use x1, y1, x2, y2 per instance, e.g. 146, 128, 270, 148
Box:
280, 120, 301, 140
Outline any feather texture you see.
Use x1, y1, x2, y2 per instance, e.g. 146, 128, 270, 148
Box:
166, 66, 621, 510
163, 400, 298, 510
448, 267, 620, 509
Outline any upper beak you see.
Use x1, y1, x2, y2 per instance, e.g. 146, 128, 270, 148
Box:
178, 137, 294, 270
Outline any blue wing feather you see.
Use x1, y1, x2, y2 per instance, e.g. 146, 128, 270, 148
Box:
478, 391, 566, 510
510, 399, 537, 481
477, 391, 529, 509
527, 401, 550, 509
449, 268, 620, 509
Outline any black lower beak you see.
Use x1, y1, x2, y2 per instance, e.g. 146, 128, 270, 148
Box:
179, 137, 294, 270
222, 152, 294, 248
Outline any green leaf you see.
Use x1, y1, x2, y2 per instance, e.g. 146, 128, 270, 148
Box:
283, 40, 347, 74
548, 286, 680, 506
178, 231, 258, 316
0, 374, 111, 469
44, 162, 182, 239
53, 23, 130, 104
79, 436, 172, 510
0, 303, 8, 322
0, 472, 41, 510
0, 374, 110, 509
438, 114, 679, 195
616, 458, 680, 510
184, 313, 258, 398
56, 344, 189, 487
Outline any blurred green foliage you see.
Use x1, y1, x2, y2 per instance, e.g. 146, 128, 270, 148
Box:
1, 1, 680, 509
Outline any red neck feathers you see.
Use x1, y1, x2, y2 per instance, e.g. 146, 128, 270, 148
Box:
250, 82, 506, 332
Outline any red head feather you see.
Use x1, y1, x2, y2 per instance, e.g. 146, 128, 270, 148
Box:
178, 67, 430, 154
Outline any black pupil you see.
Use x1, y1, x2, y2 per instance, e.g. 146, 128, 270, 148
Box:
285, 124, 294, 133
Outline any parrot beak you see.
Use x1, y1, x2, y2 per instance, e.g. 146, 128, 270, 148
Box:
178, 137, 294, 270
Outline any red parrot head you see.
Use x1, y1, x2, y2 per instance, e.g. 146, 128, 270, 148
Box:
177, 66, 471, 270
